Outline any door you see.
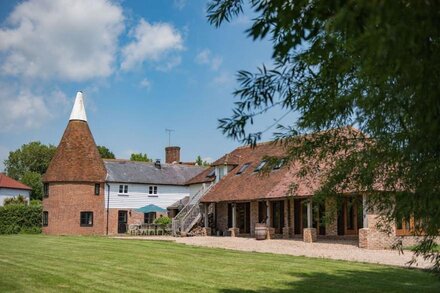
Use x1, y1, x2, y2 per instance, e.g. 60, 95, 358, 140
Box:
118, 210, 128, 234
337, 196, 362, 236
294, 199, 303, 234
236, 202, 250, 233
271, 200, 284, 234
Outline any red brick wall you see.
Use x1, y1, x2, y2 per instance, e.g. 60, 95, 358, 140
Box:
165, 146, 180, 163
106, 209, 167, 235
42, 182, 105, 235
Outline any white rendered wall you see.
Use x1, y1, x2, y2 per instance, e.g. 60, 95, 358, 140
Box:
104, 183, 200, 209
0, 188, 30, 206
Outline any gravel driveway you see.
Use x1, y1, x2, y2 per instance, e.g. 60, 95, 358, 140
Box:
114, 235, 432, 269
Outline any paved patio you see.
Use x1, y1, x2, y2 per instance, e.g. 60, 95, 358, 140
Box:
113, 235, 433, 269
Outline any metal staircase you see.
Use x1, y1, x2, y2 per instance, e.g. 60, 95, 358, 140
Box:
172, 183, 214, 236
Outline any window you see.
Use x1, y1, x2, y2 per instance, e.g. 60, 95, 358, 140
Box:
218, 167, 226, 179
148, 186, 158, 195
144, 212, 156, 224
254, 160, 267, 172
396, 216, 424, 236
94, 183, 100, 195
273, 159, 285, 170
207, 168, 215, 177
119, 185, 128, 194
43, 183, 49, 198
236, 163, 250, 175
42, 211, 48, 226
80, 212, 93, 227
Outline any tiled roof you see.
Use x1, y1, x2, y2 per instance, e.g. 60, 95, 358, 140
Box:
0, 173, 31, 190
185, 167, 215, 185
211, 153, 240, 166
201, 128, 366, 203
200, 142, 292, 202
104, 160, 205, 185
43, 120, 107, 182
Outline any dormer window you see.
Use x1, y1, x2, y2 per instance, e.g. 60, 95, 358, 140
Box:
207, 169, 215, 177
236, 163, 250, 175
254, 160, 267, 172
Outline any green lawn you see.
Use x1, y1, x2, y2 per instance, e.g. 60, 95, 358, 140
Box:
0, 235, 439, 292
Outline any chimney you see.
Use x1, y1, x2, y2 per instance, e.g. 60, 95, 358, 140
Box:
165, 146, 180, 164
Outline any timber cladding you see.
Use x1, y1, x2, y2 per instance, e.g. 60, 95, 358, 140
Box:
42, 183, 105, 235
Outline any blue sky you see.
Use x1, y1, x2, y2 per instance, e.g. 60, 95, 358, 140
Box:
0, 0, 295, 170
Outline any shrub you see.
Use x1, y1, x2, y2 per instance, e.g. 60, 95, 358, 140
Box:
0, 204, 42, 234
3, 195, 27, 206
30, 199, 42, 206
154, 216, 171, 227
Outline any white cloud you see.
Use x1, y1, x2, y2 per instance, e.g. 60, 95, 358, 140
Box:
0, 0, 124, 81
140, 78, 151, 89
0, 145, 10, 171
155, 56, 182, 72
195, 49, 222, 71
0, 85, 69, 133
173, 0, 187, 10
212, 72, 233, 86
230, 15, 251, 26
202, 157, 213, 163
121, 19, 184, 71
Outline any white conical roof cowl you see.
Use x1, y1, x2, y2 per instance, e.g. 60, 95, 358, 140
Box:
69, 91, 87, 122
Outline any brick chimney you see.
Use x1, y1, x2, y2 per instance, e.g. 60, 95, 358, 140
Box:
165, 146, 180, 164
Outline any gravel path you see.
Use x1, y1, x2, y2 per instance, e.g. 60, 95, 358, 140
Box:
114, 235, 432, 269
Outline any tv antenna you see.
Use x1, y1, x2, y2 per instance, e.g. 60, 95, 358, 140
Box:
165, 129, 175, 146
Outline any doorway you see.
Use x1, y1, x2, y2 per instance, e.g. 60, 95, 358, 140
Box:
271, 200, 284, 234
337, 196, 363, 235
236, 202, 250, 234
118, 210, 128, 234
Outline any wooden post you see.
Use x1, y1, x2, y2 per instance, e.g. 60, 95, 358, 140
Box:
232, 203, 236, 228
307, 200, 312, 228
266, 200, 271, 227
204, 203, 209, 228
363, 194, 368, 228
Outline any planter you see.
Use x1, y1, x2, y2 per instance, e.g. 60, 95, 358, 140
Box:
255, 223, 267, 240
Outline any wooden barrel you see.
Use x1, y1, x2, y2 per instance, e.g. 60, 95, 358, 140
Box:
255, 226, 267, 240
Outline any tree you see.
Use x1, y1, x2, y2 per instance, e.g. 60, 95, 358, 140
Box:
208, 1, 440, 270
21, 172, 43, 201
4, 141, 56, 180
195, 155, 210, 167
4, 142, 56, 200
97, 145, 115, 159
130, 153, 152, 162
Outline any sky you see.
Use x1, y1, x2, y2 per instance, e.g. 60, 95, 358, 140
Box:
0, 0, 296, 170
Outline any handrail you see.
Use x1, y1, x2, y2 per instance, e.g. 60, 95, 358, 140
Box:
172, 183, 214, 236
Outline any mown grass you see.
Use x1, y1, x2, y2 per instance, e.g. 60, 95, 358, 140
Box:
0, 235, 439, 292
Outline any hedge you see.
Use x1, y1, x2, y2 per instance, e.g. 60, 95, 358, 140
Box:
0, 204, 42, 234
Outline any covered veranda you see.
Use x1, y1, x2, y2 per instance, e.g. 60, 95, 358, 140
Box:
201, 194, 368, 243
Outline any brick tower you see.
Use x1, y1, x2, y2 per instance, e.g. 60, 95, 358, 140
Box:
43, 92, 107, 235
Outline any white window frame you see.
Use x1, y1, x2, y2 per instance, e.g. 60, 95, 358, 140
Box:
119, 184, 129, 194
148, 186, 158, 195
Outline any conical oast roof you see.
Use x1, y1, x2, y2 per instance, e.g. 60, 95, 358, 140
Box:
43, 92, 106, 182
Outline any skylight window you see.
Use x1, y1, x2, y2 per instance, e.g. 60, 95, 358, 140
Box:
236, 163, 250, 175
273, 159, 285, 170
254, 160, 267, 172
